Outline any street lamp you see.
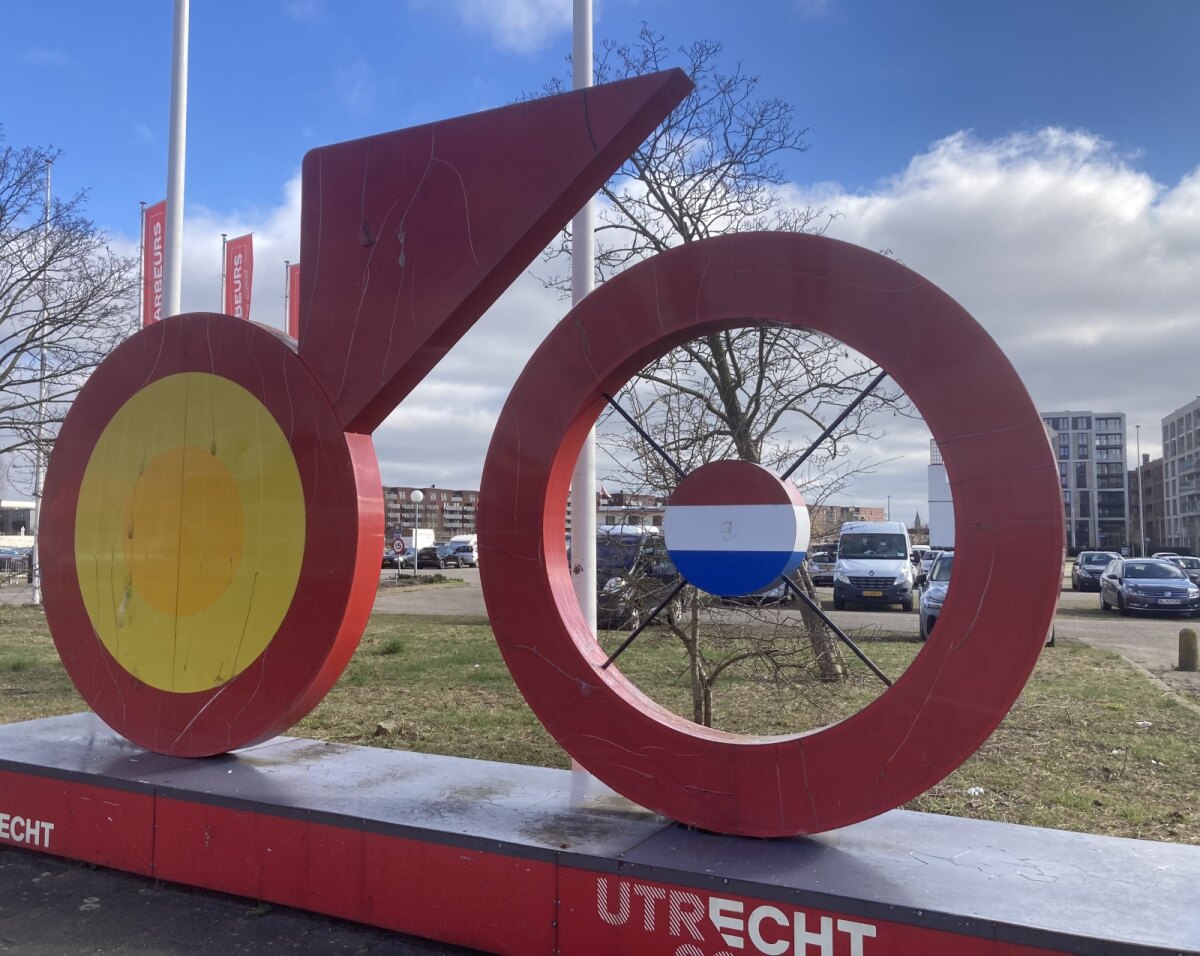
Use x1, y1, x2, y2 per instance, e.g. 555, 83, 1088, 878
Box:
886, 495, 891, 521
409, 489, 424, 578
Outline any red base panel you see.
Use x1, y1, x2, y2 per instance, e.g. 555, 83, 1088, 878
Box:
0, 714, 1196, 955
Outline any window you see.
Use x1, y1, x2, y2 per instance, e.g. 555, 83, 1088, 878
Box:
1076, 434, 1090, 459
1045, 416, 1069, 432
1076, 462, 1089, 488
1072, 416, 1092, 430
1095, 416, 1122, 433
1057, 434, 1071, 459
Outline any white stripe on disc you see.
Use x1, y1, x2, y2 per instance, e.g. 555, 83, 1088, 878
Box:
664, 504, 809, 554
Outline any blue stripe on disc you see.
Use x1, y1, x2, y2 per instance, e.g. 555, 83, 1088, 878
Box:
673, 549, 808, 596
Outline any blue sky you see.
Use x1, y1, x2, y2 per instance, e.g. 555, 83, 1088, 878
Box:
3, 1, 1199, 519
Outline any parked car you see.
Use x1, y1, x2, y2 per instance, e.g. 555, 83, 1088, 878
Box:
1099, 558, 1200, 617
1167, 555, 1200, 585
804, 551, 835, 587
1152, 552, 1182, 560
1071, 551, 1121, 591
595, 527, 681, 630
918, 552, 954, 640
452, 543, 479, 567
416, 544, 463, 569
722, 579, 790, 607
382, 547, 405, 569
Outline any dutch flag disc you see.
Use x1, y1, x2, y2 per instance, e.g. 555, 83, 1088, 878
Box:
664, 461, 810, 597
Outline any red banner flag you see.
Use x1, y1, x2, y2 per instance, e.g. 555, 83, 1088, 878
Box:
223, 233, 254, 320
141, 201, 166, 327
287, 262, 301, 339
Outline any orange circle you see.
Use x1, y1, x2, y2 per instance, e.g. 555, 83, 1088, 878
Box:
123, 446, 245, 617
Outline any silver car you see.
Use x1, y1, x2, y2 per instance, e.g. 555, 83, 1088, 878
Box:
918, 552, 953, 640
804, 551, 835, 586
1099, 558, 1200, 617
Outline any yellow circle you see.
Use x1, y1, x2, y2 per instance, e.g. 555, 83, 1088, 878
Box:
124, 445, 245, 617
75, 373, 306, 693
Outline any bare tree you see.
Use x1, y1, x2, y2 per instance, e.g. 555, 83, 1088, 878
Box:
543, 27, 915, 721
0, 131, 137, 493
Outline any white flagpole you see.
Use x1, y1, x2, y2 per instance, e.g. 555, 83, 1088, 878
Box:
283, 259, 291, 331
569, 0, 596, 636
136, 200, 146, 330
568, 0, 596, 784
164, 0, 189, 317
220, 233, 227, 313
31, 158, 52, 605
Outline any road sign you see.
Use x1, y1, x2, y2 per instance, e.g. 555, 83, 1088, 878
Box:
393, 538, 406, 555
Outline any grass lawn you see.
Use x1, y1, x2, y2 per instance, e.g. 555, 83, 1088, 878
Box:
2, 605, 1197, 844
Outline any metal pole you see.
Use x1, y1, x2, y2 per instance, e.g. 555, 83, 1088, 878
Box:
136, 201, 146, 330
164, 0, 189, 317
283, 259, 291, 330
569, 0, 597, 635
410, 489, 424, 578
220, 233, 227, 312
30, 159, 52, 605
1136, 424, 1146, 556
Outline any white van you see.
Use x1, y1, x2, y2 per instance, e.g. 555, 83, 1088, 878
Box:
833, 520, 915, 612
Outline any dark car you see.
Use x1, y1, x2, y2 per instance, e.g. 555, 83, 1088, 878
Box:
1168, 555, 1200, 585
416, 544, 463, 569
1071, 551, 1121, 591
1099, 558, 1200, 617
595, 528, 681, 630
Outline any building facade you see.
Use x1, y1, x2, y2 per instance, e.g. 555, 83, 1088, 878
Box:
1040, 411, 1128, 554
383, 486, 479, 541
1128, 454, 1166, 556
1161, 396, 1200, 553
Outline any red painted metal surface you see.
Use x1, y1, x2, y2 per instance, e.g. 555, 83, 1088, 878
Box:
41, 315, 382, 756
557, 869, 1068, 955
297, 69, 693, 434
0, 771, 154, 875
479, 232, 1064, 836
40, 71, 690, 760
154, 797, 556, 954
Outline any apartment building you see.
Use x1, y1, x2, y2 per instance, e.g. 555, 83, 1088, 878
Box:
1128, 454, 1166, 556
1040, 411, 1128, 554
1160, 396, 1200, 552
383, 485, 479, 541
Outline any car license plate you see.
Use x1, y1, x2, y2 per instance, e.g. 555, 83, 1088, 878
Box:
862, 590, 883, 597
1158, 598, 1181, 605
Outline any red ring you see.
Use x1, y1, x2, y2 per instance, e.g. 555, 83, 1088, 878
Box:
479, 233, 1063, 836
41, 314, 382, 757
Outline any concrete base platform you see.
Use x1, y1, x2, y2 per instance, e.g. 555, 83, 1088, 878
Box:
0, 713, 1195, 955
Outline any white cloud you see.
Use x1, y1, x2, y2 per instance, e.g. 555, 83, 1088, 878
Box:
447, 0, 572, 54
285, 0, 322, 21
333, 58, 377, 115
785, 127, 1200, 521
99, 124, 1199, 527
23, 47, 69, 67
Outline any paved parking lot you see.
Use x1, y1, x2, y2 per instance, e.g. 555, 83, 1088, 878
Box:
371, 567, 1200, 705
